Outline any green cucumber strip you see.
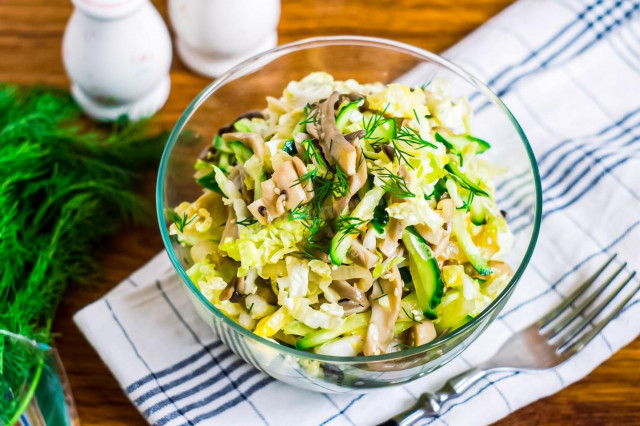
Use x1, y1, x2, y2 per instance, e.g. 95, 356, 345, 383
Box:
369, 118, 396, 142
228, 141, 253, 164
371, 196, 389, 234
283, 320, 315, 336
196, 171, 224, 195
213, 135, 232, 153
233, 118, 254, 133
463, 135, 491, 152
452, 213, 493, 276
330, 186, 385, 265
283, 139, 297, 155
336, 99, 364, 133
296, 312, 370, 350
218, 153, 231, 173
401, 227, 445, 317
435, 132, 490, 154
444, 162, 489, 197
469, 195, 486, 225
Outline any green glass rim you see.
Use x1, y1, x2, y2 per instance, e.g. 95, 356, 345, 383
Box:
156, 35, 543, 363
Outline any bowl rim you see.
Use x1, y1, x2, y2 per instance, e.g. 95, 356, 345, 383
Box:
156, 35, 542, 363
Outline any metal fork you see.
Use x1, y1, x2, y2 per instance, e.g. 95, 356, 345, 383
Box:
381, 255, 638, 426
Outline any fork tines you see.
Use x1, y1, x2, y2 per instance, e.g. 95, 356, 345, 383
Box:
537, 254, 639, 355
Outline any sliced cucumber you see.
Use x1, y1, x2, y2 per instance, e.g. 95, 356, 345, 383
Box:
213, 135, 232, 153
371, 196, 389, 234
228, 141, 253, 164
296, 312, 370, 350
452, 212, 492, 276
330, 186, 385, 265
233, 118, 254, 133
469, 194, 486, 225
401, 227, 445, 318
369, 118, 396, 142
218, 152, 231, 173
282, 139, 297, 155
196, 171, 224, 195
444, 162, 489, 197
435, 132, 490, 154
336, 98, 364, 133
283, 320, 315, 336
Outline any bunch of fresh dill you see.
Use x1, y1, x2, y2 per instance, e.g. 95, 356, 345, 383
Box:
0, 84, 165, 422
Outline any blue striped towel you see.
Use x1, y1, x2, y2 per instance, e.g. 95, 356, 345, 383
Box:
74, 0, 640, 424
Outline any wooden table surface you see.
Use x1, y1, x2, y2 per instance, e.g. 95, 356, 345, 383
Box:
2, 1, 639, 425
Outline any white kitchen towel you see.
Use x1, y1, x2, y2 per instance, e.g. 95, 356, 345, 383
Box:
74, 0, 640, 425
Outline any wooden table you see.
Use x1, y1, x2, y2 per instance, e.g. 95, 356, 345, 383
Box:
2, 1, 638, 424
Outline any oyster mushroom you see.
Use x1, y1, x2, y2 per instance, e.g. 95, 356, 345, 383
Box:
247, 156, 314, 225
364, 265, 402, 356
348, 239, 378, 269
331, 280, 370, 314
380, 218, 406, 257
314, 91, 359, 175
222, 132, 265, 160
333, 145, 368, 216
410, 320, 437, 346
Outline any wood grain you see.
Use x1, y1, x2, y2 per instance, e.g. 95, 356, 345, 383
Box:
1, 0, 638, 425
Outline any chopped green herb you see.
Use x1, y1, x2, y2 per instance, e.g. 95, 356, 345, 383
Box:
402, 307, 423, 324
237, 216, 258, 227
169, 211, 198, 233
374, 167, 415, 198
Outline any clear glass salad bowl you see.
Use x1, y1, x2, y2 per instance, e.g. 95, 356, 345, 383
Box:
157, 36, 542, 393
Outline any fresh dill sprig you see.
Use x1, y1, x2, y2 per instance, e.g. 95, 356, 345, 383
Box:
169, 211, 198, 233
248, 303, 255, 314
298, 104, 318, 127
335, 216, 367, 239
333, 166, 350, 198
373, 280, 387, 300
373, 167, 415, 198
0, 84, 166, 423
394, 343, 414, 350
402, 307, 423, 324
413, 108, 421, 124
457, 187, 478, 213
396, 126, 436, 150
301, 138, 328, 170
237, 216, 258, 227
362, 103, 391, 141
292, 168, 319, 190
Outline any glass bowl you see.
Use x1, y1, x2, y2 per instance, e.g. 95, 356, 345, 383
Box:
157, 36, 542, 393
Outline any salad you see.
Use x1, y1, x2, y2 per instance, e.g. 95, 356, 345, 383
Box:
169, 72, 513, 357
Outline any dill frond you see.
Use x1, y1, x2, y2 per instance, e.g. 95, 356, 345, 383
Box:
0, 84, 165, 422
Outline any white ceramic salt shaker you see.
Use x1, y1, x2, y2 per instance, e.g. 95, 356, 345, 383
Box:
62, 0, 172, 122
168, 0, 280, 78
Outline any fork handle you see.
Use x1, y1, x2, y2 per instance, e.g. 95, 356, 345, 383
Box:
380, 368, 487, 426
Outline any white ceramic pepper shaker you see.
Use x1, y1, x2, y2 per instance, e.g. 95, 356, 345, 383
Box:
62, 0, 172, 122
168, 0, 280, 78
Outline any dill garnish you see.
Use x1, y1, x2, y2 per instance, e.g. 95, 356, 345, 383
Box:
413, 108, 421, 124
333, 166, 350, 198
169, 211, 198, 233
402, 307, 423, 324
395, 126, 436, 150
0, 84, 166, 423
373, 167, 415, 198
335, 216, 367, 245
237, 216, 258, 227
